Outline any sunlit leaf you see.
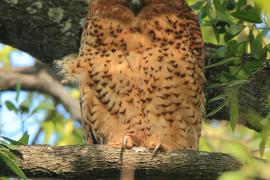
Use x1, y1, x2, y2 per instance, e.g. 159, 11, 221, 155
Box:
229, 89, 239, 131
0, 140, 17, 150
213, 0, 224, 13
218, 171, 246, 180
191, 0, 205, 10
18, 132, 29, 145
232, 5, 262, 23
259, 116, 270, 157
1, 137, 24, 145
228, 80, 248, 87
205, 57, 239, 69
225, 24, 242, 36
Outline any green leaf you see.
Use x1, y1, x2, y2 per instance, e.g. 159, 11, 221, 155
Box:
243, 109, 263, 131
31, 102, 55, 115
229, 66, 249, 80
219, 171, 246, 180
232, 5, 262, 23
213, 0, 224, 13
5, 101, 18, 113
229, 88, 239, 131
213, 47, 227, 58
15, 82, 21, 102
228, 80, 249, 87
235, 41, 247, 57
200, 2, 210, 18
212, 25, 221, 42
237, 0, 247, 8
0, 149, 27, 180
250, 32, 267, 59
226, 40, 238, 55
207, 82, 229, 89
209, 93, 230, 103
224, 0, 236, 11
191, 0, 205, 10
18, 132, 29, 145
205, 57, 239, 69
259, 116, 270, 157
19, 101, 30, 113
0, 140, 17, 150
225, 24, 242, 36
206, 100, 228, 118
1, 137, 25, 145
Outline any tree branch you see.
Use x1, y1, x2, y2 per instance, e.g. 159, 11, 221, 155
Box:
0, 66, 81, 120
0, 145, 241, 179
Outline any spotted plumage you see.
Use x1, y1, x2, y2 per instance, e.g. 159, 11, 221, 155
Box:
57, 0, 205, 150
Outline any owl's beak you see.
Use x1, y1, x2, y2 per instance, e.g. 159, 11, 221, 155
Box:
127, 0, 144, 16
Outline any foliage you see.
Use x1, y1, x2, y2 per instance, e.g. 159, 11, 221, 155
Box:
0, 133, 29, 180
190, 0, 270, 179
191, 0, 270, 153
200, 120, 270, 179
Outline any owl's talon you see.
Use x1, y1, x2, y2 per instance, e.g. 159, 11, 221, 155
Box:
152, 143, 162, 158
121, 136, 129, 152
120, 135, 133, 164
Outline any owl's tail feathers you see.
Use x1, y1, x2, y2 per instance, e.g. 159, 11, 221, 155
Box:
53, 53, 80, 86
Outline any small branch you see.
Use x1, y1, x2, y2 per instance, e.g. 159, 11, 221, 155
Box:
0, 145, 242, 179
0, 67, 81, 120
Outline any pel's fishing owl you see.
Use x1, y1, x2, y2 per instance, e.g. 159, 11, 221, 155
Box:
58, 0, 205, 151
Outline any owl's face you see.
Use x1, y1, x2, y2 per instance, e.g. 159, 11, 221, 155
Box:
93, 0, 148, 15
93, 0, 175, 16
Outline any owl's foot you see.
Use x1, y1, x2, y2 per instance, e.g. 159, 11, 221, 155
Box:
107, 135, 134, 149
152, 143, 162, 158
121, 135, 134, 151
120, 135, 134, 164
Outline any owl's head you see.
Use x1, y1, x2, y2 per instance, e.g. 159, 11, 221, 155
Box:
92, 0, 148, 15
93, 0, 181, 16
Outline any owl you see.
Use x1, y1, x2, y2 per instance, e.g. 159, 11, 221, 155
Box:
56, 0, 205, 151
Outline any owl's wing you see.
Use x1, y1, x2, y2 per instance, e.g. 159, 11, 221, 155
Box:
80, 95, 97, 144
140, 12, 205, 150
79, 50, 148, 147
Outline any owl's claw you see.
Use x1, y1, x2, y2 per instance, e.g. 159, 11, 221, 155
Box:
152, 143, 162, 158
120, 135, 133, 163
121, 136, 129, 152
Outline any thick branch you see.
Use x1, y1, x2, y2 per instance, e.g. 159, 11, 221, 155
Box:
0, 0, 88, 63
0, 66, 81, 120
0, 145, 241, 179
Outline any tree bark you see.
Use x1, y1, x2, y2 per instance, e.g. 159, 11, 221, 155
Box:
0, 145, 241, 180
0, 0, 269, 130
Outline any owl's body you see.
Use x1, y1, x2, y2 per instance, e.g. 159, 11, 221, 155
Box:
61, 0, 205, 150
